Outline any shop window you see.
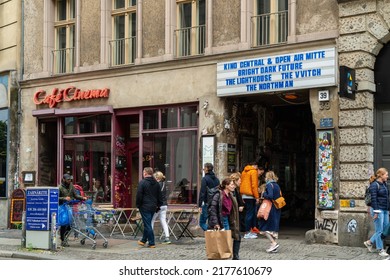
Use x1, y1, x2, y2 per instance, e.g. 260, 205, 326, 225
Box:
161, 107, 178, 129
64, 115, 112, 135
97, 115, 111, 132
38, 120, 57, 186
110, 0, 137, 66
180, 105, 198, 127
64, 117, 77, 134
65, 138, 111, 204
175, 0, 206, 57
53, 0, 76, 74
79, 116, 95, 134
143, 109, 158, 130
252, 0, 288, 47
141, 105, 198, 205
142, 131, 198, 205
144, 106, 198, 131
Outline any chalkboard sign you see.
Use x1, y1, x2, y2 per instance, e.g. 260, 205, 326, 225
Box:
11, 199, 24, 223
10, 189, 26, 224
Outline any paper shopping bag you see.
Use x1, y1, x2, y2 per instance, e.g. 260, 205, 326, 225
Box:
205, 230, 233, 260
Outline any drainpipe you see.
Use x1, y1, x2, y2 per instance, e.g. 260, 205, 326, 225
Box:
15, 0, 25, 191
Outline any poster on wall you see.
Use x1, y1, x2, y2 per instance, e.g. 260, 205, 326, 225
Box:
202, 135, 215, 176
317, 130, 334, 209
227, 144, 236, 173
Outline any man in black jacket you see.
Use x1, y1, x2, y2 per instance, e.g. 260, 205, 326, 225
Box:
198, 163, 220, 231
59, 173, 87, 247
136, 167, 162, 248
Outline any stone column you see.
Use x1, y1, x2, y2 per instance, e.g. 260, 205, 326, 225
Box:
337, 0, 388, 246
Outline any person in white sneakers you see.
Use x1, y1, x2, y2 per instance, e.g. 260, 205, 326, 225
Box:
258, 171, 282, 253
363, 167, 389, 257
151, 171, 171, 244
240, 162, 260, 239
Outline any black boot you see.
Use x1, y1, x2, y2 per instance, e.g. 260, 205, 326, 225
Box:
233, 240, 241, 260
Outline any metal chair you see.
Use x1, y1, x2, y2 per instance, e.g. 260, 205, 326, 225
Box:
176, 208, 196, 240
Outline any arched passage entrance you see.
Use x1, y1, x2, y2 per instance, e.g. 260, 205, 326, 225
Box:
374, 43, 390, 171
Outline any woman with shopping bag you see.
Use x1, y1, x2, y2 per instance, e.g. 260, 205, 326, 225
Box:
207, 178, 241, 260
258, 171, 283, 253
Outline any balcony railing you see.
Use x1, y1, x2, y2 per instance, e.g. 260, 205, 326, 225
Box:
174, 25, 206, 58
251, 10, 288, 47
52, 47, 75, 74
109, 37, 136, 66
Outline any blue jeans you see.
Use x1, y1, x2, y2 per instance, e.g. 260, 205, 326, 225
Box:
140, 209, 155, 246
369, 208, 389, 250
222, 216, 230, 230
199, 204, 209, 231
244, 199, 256, 232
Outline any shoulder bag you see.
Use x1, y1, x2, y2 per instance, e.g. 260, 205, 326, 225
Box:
257, 199, 272, 220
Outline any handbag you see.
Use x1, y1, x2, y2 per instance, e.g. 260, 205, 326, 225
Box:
257, 199, 272, 220
273, 195, 286, 209
205, 229, 233, 260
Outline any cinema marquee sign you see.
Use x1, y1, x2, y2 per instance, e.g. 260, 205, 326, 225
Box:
33, 86, 110, 108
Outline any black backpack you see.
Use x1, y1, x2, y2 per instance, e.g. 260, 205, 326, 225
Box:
204, 176, 219, 205
364, 182, 379, 207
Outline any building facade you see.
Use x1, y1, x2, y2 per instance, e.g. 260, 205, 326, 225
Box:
5, 0, 389, 247
0, 0, 22, 228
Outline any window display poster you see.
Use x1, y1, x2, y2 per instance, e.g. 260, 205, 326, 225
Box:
317, 130, 334, 209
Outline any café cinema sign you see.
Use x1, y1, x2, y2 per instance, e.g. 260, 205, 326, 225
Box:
33, 86, 110, 108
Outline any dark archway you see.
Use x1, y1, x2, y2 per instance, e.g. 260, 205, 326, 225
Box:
374, 43, 390, 171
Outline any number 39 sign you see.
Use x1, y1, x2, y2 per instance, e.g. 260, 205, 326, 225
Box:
318, 90, 329, 101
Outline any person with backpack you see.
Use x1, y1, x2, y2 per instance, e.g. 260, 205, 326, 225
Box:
363, 167, 390, 257
198, 163, 220, 231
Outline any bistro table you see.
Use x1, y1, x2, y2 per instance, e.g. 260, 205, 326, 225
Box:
96, 207, 137, 238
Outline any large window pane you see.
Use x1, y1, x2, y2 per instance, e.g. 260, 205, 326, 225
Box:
65, 137, 112, 203
142, 131, 198, 205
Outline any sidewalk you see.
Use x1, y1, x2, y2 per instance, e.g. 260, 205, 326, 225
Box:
0, 227, 386, 260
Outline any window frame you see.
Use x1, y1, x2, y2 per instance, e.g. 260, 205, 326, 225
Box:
175, 0, 206, 57
252, 0, 288, 47
53, 0, 76, 74
110, 0, 137, 66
